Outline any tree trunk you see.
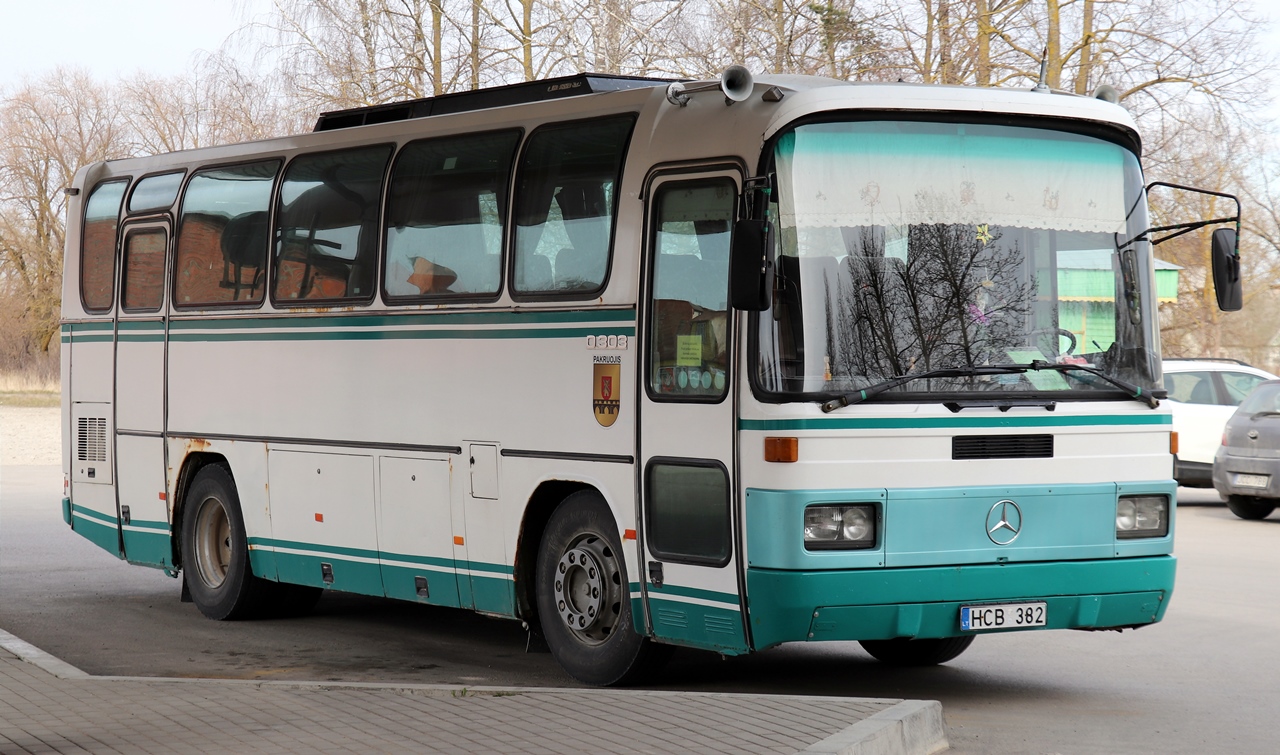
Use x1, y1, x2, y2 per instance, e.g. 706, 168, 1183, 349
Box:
1073, 0, 1095, 95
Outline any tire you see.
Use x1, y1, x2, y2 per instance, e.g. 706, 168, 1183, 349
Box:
859, 635, 975, 666
266, 582, 324, 618
181, 464, 272, 620
536, 490, 665, 686
1226, 495, 1276, 521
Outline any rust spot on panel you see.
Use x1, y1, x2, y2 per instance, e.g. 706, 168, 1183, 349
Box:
185, 438, 211, 453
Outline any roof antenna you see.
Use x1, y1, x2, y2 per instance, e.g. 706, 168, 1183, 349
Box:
1032, 47, 1050, 93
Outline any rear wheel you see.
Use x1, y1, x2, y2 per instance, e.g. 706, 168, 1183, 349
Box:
536, 490, 666, 686
181, 465, 272, 620
1226, 495, 1276, 521
859, 635, 975, 666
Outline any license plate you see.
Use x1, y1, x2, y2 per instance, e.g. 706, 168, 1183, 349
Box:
1234, 473, 1270, 489
960, 602, 1047, 631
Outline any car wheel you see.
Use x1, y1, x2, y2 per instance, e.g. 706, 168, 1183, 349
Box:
1226, 495, 1275, 521
535, 490, 667, 686
859, 635, 975, 666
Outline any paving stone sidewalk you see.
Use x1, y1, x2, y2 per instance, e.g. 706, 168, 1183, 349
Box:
0, 631, 946, 755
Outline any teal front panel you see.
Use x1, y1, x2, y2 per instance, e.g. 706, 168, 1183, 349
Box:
745, 482, 1176, 571
884, 483, 1119, 567
745, 556, 1176, 650
646, 584, 748, 654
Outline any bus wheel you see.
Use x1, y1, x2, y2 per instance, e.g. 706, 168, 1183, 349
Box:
1226, 496, 1275, 520
536, 491, 657, 686
859, 636, 975, 666
181, 465, 269, 620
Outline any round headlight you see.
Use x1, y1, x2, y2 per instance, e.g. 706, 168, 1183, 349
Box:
1116, 498, 1136, 531
804, 507, 841, 541
841, 507, 873, 541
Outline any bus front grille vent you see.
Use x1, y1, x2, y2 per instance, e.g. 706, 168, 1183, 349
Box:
77, 417, 108, 462
952, 434, 1053, 460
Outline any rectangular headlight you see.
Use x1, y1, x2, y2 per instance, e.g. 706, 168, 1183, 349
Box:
804, 504, 878, 550
1116, 495, 1169, 539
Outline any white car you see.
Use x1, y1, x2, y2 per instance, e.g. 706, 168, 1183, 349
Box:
1163, 359, 1278, 487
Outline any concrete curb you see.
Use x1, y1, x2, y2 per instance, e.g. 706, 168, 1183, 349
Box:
799, 699, 948, 755
0, 627, 948, 754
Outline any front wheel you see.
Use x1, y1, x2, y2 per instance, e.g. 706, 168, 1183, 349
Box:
859, 635, 975, 666
535, 491, 664, 686
181, 464, 272, 620
1226, 495, 1276, 521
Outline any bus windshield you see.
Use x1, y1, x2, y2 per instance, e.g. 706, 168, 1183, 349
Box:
755, 119, 1162, 402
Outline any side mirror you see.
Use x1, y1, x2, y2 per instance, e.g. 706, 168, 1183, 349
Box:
729, 218, 774, 311
1211, 227, 1242, 311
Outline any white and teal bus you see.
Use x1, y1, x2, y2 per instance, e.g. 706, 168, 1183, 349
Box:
61, 68, 1242, 685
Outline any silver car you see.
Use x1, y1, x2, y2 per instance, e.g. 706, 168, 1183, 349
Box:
1213, 379, 1280, 519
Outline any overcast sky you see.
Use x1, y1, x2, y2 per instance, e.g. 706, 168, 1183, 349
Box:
0, 0, 269, 89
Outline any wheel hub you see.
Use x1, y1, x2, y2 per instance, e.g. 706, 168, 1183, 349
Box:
553, 534, 623, 644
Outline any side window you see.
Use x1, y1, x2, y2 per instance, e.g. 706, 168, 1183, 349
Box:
175, 161, 279, 307
128, 172, 184, 214
512, 116, 634, 296
384, 130, 519, 299
121, 229, 167, 312
81, 180, 128, 312
1164, 371, 1216, 404
274, 145, 391, 303
645, 461, 731, 566
1221, 371, 1268, 406
647, 180, 735, 400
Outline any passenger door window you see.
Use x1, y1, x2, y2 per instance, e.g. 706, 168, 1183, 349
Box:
512, 116, 634, 296
121, 228, 167, 312
647, 179, 735, 400
1220, 371, 1268, 406
1164, 371, 1216, 405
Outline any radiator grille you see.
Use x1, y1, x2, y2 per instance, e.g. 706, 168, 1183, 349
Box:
76, 417, 108, 462
952, 434, 1053, 460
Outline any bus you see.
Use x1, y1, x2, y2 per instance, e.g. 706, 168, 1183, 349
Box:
60, 68, 1242, 685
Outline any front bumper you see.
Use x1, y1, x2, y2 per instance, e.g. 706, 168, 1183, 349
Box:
746, 556, 1175, 650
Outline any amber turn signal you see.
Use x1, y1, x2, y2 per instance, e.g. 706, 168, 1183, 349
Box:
764, 436, 799, 463
1170, 431, 1178, 455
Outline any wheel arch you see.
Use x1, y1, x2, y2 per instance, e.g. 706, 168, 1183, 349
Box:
513, 480, 599, 625
171, 451, 232, 570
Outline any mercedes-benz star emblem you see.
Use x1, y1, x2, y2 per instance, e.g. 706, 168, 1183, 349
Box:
986, 500, 1023, 546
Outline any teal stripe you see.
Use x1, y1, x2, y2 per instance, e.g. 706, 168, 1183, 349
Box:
740, 414, 1172, 431
249, 537, 513, 575
63, 321, 114, 332
118, 334, 165, 342
171, 326, 632, 343
66, 334, 113, 343
117, 320, 164, 331
647, 583, 741, 606
125, 519, 171, 532
169, 309, 635, 331
71, 504, 119, 526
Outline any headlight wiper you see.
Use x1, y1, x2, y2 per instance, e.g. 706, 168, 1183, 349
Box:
819, 360, 1158, 413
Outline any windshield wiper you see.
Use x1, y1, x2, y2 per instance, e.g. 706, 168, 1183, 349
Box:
819, 360, 1158, 413
820, 365, 1028, 412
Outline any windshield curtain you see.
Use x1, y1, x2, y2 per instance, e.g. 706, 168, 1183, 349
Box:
755, 119, 1161, 401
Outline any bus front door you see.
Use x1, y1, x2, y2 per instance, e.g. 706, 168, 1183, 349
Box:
637, 171, 749, 653
113, 219, 174, 570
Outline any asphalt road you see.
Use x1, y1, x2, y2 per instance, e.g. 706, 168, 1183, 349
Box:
3, 465, 1277, 754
